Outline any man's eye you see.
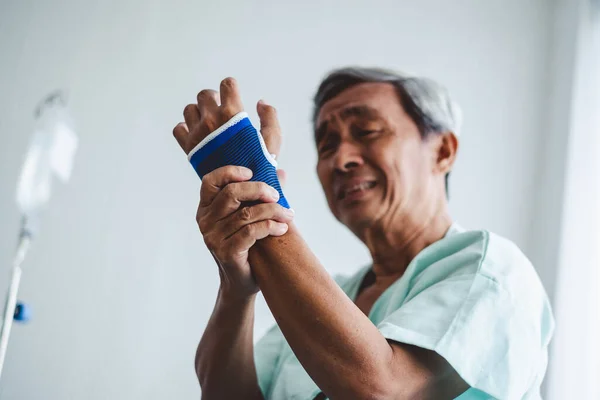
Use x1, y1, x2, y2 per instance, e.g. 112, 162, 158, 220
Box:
318, 142, 335, 155
318, 138, 338, 155
358, 129, 380, 137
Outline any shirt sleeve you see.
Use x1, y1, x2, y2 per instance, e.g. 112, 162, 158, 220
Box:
254, 323, 285, 399
376, 238, 554, 399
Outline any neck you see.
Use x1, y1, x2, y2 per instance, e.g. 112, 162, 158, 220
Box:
362, 200, 452, 282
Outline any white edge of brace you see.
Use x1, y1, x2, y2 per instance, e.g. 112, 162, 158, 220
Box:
187, 111, 277, 168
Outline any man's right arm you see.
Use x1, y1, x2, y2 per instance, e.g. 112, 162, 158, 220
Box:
195, 288, 264, 400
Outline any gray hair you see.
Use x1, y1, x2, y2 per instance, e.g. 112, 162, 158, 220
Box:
312, 66, 462, 197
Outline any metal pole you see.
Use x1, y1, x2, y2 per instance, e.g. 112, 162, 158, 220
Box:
0, 234, 31, 380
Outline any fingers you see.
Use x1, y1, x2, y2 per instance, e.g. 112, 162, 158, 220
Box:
200, 166, 253, 207
178, 78, 244, 154
257, 100, 282, 158
173, 123, 189, 152
209, 181, 280, 220
220, 203, 294, 238
206, 219, 288, 268
220, 77, 244, 115
224, 220, 289, 254
197, 89, 219, 117
183, 104, 201, 129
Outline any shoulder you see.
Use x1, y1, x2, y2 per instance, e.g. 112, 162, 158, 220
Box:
429, 226, 542, 290
411, 226, 553, 320
431, 227, 554, 331
457, 228, 545, 296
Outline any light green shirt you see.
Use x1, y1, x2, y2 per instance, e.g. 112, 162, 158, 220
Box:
254, 225, 554, 399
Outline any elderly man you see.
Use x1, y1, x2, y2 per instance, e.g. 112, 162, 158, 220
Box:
173, 67, 554, 400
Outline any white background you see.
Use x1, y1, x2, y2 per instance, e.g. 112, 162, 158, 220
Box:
0, 0, 565, 398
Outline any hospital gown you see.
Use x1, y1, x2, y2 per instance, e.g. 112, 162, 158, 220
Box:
254, 224, 555, 399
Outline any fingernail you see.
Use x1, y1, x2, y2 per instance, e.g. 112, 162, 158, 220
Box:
242, 168, 253, 178
287, 208, 295, 216
270, 188, 280, 200
276, 223, 289, 235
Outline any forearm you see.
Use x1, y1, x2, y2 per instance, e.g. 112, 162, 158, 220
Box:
196, 288, 263, 400
248, 224, 396, 399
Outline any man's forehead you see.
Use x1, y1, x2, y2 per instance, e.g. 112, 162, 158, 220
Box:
319, 104, 381, 125
316, 82, 397, 126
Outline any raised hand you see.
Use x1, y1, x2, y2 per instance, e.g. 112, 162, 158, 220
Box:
172, 78, 292, 299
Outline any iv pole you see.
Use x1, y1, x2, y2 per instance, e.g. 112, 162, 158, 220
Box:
0, 91, 77, 383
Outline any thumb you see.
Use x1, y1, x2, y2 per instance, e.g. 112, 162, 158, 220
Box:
257, 100, 282, 158
276, 169, 287, 188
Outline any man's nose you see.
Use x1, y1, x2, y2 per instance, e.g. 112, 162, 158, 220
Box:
334, 141, 363, 172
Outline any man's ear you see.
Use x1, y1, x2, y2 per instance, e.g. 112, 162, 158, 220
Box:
434, 132, 459, 174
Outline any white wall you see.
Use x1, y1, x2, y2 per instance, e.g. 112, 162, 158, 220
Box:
543, 0, 600, 397
0, 0, 554, 398
528, 0, 581, 315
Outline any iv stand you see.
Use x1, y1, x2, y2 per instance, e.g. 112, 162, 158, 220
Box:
0, 224, 31, 381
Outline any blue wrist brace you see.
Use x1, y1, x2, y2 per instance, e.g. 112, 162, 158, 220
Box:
188, 112, 290, 209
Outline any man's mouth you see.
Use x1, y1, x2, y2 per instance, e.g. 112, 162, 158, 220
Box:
338, 181, 377, 200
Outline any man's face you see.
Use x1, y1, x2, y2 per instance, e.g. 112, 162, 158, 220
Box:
315, 82, 440, 234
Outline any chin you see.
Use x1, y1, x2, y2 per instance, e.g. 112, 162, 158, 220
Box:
338, 203, 380, 233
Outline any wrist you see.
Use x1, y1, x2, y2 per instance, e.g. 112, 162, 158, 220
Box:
217, 285, 257, 308
188, 112, 290, 208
